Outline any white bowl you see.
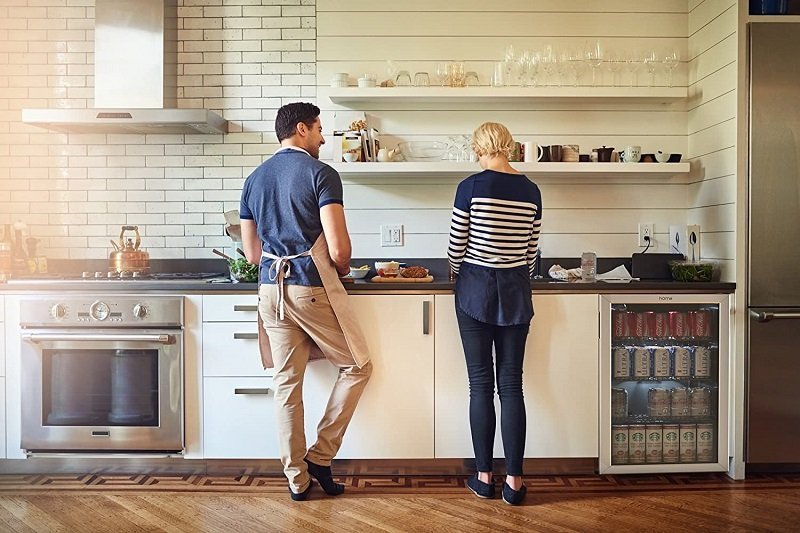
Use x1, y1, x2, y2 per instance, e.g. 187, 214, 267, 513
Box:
374, 261, 400, 278
347, 265, 370, 279
655, 150, 671, 163
397, 141, 448, 162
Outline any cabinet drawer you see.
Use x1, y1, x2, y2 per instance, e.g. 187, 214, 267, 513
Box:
203, 295, 259, 322
202, 322, 270, 377
203, 377, 279, 459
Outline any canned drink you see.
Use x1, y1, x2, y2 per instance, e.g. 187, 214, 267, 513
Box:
653, 312, 670, 339
612, 425, 629, 464
628, 311, 647, 339
611, 388, 628, 418
647, 387, 670, 418
679, 424, 697, 463
697, 423, 715, 462
669, 311, 689, 340
689, 387, 712, 417
633, 347, 651, 379
662, 424, 680, 463
671, 387, 690, 417
646, 425, 663, 463
689, 310, 712, 339
613, 347, 632, 379
644, 311, 656, 338
693, 346, 712, 378
628, 424, 646, 464
612, 309, 629, 339
652, 347, 672, 378
674, 346, 692, 378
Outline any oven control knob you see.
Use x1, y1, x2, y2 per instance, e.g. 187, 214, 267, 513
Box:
50, 303, 67, 319
133, 304, 148, 319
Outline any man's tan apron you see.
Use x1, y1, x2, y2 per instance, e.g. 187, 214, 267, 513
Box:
257, 232, 370, 369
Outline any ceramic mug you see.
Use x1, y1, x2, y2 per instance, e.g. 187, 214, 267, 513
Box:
549, 145, 563, 162
622, 145, 642, 163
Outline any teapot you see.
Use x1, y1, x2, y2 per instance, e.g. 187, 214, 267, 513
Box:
594, 146, 614, 162
108, 225, 150, 274
377, 148, 401, 162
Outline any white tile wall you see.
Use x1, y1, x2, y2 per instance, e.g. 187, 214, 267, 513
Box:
0, 0, 738, 276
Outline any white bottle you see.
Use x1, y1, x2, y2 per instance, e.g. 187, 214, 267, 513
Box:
581, 252, 597, 282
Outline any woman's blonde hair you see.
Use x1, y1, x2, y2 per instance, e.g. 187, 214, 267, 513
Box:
471, 122, 514, 159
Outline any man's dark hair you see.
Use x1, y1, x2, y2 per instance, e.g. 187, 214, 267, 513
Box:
275, 102, 321, 142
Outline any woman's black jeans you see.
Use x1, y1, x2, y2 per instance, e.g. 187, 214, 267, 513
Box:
456, 308, 529, 476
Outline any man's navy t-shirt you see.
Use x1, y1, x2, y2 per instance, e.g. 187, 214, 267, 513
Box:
240, 148, 343, 286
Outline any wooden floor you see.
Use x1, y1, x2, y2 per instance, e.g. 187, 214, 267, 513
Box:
1, 473, 799, 532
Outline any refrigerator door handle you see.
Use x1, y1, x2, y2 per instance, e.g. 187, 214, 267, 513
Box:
750, 310, 800, 322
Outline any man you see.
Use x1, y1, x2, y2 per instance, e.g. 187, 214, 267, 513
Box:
240, 102, 372, 501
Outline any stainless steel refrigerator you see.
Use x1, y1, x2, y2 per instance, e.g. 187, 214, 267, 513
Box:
747, 23, 800, 464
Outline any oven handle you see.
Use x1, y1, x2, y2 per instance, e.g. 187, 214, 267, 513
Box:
22, 333, 173, 344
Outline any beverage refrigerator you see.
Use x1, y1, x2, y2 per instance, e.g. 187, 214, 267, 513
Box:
599, 294, 731, 474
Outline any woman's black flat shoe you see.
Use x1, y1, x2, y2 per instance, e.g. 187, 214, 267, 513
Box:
502, 482, 527, 505
466, 474, 495, 499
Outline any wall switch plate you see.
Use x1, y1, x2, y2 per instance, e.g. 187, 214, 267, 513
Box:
638, 223, 654, 247
380, 224, 403, 247
687, 224, 701, 262
669, 225, 687, 257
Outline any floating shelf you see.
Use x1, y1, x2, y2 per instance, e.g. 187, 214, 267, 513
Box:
326, 86, 688, 105
747, 15, 800, 23
330, 161, 690, 179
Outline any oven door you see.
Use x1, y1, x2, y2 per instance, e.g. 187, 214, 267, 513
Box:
20, 329, 183, 453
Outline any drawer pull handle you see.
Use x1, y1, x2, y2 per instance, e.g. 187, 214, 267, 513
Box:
422, 300, 430, 335
234, 388, 271, 395
233, 305, 258, 312
233, 332, 259, 340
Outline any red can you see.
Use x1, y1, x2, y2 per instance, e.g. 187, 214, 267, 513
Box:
612, 310, 629, 339
653, 312, 670, 339
669, 311, 688, 339
689, 310, 712, 338
644, 311, 656, 339
628, 311, 647, 339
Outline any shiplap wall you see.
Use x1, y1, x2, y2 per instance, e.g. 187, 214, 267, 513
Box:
317, 0, 691, 259
687, 0, 737, 281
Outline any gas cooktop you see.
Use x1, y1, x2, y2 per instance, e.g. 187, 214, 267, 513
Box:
7, 272, 229, 284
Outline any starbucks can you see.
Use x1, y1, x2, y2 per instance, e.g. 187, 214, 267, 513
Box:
611, 388, 628, 418
613, 347, 632, 379
662, 424, 680, 463
628, 424, 647, 464
689, 387, 712, 417
647, 387, 670, 418
679, 424, 697, 463
696, 423, 715, 462
646, 425, 663, 463
633, 347, 651, 379
670, 387, 690, 417
612, 425, 629, 464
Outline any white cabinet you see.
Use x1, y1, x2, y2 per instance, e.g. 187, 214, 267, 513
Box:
0, 295, 5, 377
434, 293, 599, 459
203, 322, 268, 377
202, 294, 259, 322
0, 378, 5, 459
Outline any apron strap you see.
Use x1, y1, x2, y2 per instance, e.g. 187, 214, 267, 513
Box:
262, 249, 311, 321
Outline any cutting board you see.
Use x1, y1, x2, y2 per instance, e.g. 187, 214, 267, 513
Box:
370, 275, 434, 283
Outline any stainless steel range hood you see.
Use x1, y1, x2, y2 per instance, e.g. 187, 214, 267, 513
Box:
22, 0, 227, 135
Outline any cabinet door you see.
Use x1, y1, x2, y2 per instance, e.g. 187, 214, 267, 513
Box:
202, 322, 271, 377
303, 295, 435, 459
203, 295, 259, 322
0, 378, 5, 459
434, 294, 599, 458
203, 377, 279, 459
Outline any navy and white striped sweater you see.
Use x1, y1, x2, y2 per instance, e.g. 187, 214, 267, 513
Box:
448, 170, 542, 278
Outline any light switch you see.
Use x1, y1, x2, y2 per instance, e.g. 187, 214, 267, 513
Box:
380, 224, 403, 247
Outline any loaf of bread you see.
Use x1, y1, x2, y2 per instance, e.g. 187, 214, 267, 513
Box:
401, 265, 428, 278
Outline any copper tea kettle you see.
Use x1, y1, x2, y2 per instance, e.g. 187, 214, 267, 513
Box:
109, 225, 150, 274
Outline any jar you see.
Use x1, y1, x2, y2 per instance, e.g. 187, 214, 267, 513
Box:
0, 242, 11, 281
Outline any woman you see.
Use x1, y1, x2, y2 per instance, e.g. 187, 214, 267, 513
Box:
448, 122, 542, 505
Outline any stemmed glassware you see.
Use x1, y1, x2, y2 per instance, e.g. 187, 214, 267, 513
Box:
584, 40, 604, 86
435, 62, 449, 86
624, 50, 640, 87
607, 50, 624, 87
663, 49, 680, 88
643, 50, 659, 87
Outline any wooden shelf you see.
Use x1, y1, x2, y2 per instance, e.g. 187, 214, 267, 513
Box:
326, 86, 687, 106
747, 15, 800, 23
330, 161, 690, 179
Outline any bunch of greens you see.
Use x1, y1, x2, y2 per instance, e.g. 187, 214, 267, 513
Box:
669, 261, 713, 282
228, 257, 259, 282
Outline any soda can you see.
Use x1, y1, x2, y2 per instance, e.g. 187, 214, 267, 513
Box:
652, 347, 672, 378
670, 387, 690, 417
611, 388, 628, 418
612, 310, 629, 339
644, 311, 656, 338
689, 387, 712, 417
633, 347, 651, 379
689, 310, 712, 339
679, 424, 697, 463
613, 347, 632, 379
662, 424, 680, 463
653, 312, 670, 339
628, 424, 647, 464
646, 425, 663, 463
669, 311, 689, 340
628, 311, 647, 339
697, 423, 715, 462
674, 346, 692, 378
693, 346, 712, 378
612, 425, 629, 464
647, 387, 670, 418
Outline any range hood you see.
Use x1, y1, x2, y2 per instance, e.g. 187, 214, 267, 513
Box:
22, 0, 227, 135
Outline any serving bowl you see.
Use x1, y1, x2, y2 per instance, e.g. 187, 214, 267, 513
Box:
397, 141, 448, 162
669, 260, 714, 282
347, 265, 370, 279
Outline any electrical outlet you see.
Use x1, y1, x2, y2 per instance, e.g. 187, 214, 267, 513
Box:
380, 224, 403, 247
638, 223, 654, 247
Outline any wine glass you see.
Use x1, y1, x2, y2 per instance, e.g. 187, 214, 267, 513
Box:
540, 45, 555, 86
643, 50, 658, 87
584, 40, 604, 86
663, 49, 680, 88
435, 62, 449, 86
624, 50, 641, 87
607, 50, 624, 87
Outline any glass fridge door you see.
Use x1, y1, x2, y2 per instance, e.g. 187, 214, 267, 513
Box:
600, 295, 729, 473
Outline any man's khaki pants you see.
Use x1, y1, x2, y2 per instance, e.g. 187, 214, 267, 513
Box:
259, 284, 372, 494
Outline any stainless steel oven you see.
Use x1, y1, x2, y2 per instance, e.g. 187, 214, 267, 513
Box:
20, 296, 184, 454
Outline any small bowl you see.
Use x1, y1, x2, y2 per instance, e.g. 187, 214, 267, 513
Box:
347, 265, 370, 279
655, 151, 671, 163
668, 153, 683, 163
397, 141, 448, 162
374, 260, 400, 278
